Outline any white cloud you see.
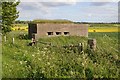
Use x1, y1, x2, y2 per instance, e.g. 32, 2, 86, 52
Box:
17, 1, 78, 16
19, 0, 119, 2
17, 2, 51, 14
17, 1, 118, 22
20, 0, 78, 3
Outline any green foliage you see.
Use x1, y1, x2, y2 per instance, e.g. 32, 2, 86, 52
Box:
2, 1, 19, 34
17, 34, 28, 40
2, 31, 119, 78
85, 68, 93, 79
0, 2, 2, 16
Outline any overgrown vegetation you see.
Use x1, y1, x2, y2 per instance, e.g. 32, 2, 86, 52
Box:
2, 31, 119, 79
31, 19, 73, 24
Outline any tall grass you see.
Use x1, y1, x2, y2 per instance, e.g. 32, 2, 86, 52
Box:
2, 31, 119, 78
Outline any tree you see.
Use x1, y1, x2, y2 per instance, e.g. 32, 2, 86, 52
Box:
0, 2, 2, 33
2, 1, 19, 34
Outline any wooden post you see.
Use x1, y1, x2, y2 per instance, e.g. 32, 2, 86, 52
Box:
88, 39, 96, 51
78, 43, 83, 53
4, 36, 6, 42
31, 38, 34, 46
31, 38, 36, 46
31, 38, 34, 42
12, 37, 15, 44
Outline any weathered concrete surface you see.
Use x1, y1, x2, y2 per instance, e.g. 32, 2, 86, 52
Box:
88, 39, 96, 51
28, 23, 88, 39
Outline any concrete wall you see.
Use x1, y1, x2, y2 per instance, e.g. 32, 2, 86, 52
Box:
28, 23, 88, 39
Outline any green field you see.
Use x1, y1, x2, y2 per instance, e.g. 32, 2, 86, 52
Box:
89, 23, 119, 27
2, 31, 119, 78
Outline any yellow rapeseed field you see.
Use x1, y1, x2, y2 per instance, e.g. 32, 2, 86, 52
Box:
89, 27, 118, 32
11, 27, 28, 31
11, 27, 119, 32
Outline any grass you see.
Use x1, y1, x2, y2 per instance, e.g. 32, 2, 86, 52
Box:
2, 30, 119, 78
89, 23, 120, 27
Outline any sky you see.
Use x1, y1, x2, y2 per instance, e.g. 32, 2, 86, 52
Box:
17, 0, 119, 22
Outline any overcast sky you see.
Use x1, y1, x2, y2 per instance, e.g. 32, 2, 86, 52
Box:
17, 0, 119, 22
